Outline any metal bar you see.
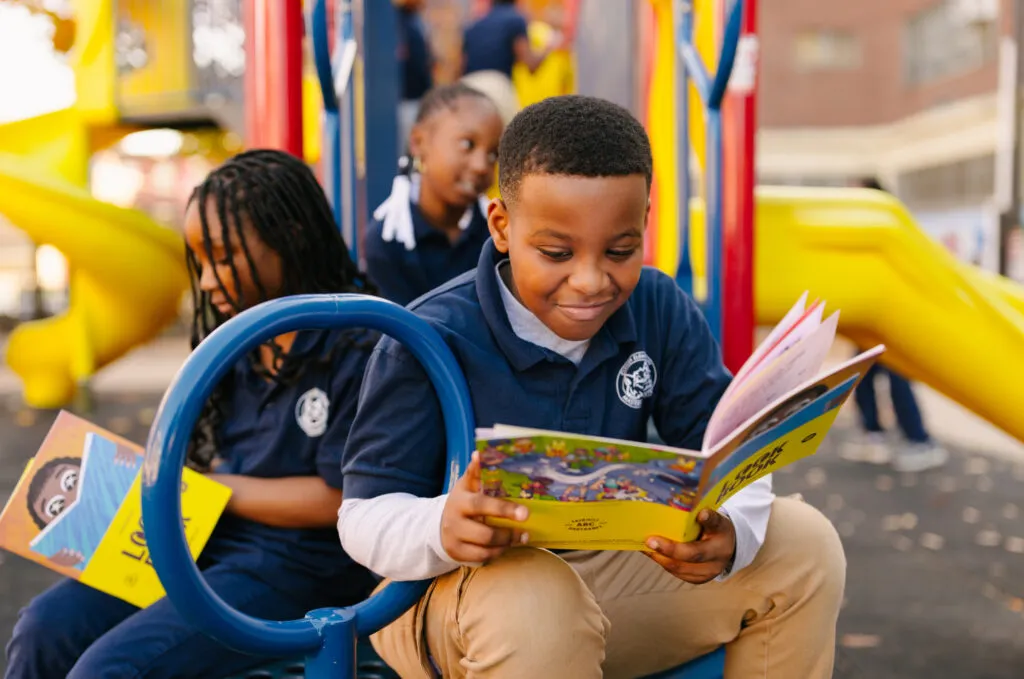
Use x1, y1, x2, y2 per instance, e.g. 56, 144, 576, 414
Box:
720, 0, 758, 372
358, 0, 400, 218
704, 110, 723, 339
303, 609, 357, 679
242, 0, 304, 155
310, 0, 343, 232
674, 0, 745, 342
674, 0, 694, 295
141, 295, 476, 668
680, 43, 711, 104
338, 0, 360, 263
707, 0, 743, 111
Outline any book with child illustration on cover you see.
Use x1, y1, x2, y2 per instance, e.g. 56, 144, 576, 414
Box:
0, 411, 232, 608
480, 293, 884, 550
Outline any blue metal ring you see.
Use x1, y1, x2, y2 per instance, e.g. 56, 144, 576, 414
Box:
141, 294, 474, 655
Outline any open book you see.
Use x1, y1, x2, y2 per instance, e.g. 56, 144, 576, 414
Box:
479, 294, 883, 550
0, 411, 232, 608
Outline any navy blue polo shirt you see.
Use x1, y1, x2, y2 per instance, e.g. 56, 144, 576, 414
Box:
363, 200, 491, 306
462, 4, 529, 78
203, 328, 377, 599
397, 9, 432, 101
343, 241, 733, 501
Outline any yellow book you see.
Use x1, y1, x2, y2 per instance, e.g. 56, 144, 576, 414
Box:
483, 295, 883, 550
0, 411, 231, 608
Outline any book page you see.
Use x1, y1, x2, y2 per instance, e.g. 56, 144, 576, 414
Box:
703, 310, 839, 450
722, 291, 809, 403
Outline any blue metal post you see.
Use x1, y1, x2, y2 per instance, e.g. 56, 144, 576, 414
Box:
357, 0, 399, 218
675, 0, 744, 342
140, 295, 475, 679
303, 609, 357, 679
674, 0, 694, 296
311, 0, 360, 263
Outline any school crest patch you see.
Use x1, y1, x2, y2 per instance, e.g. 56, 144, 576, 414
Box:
616, 351, 657, 409
295, 387, 330, 437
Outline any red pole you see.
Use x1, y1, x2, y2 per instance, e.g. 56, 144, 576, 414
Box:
720, 0, 758, 373
244, 0, 305, 157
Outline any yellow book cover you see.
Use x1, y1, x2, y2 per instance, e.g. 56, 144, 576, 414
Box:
482, 347, 883, 550
0, 411, 232, 608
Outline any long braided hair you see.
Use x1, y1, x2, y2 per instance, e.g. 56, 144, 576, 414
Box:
185, 149, 375, 471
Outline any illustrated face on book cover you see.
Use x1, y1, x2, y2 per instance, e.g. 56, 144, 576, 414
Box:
488, 173, 649, 341
27, 433, 141, 570
27, 458, 80, 529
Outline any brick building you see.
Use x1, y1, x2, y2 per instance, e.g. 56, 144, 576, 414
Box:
756, 0, 1012, 270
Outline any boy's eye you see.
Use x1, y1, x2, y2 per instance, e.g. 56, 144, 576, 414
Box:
459, 139, 475, 151
486, 151, 498, 164
607, 248, 638, 260
45, 495, 66, 518
59, 469, 78, 492
538, 249, 572, 262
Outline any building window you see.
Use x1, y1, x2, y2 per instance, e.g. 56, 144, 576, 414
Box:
792, 31, 862, 72
904, 0, 998, 86
897, 153, 996, 208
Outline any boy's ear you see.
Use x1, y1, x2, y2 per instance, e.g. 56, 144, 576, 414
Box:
487, 198, 512, 253
644, 198, 652, 229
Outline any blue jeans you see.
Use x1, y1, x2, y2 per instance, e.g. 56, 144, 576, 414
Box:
853, 363, 929, 444
5, 563, 371, 679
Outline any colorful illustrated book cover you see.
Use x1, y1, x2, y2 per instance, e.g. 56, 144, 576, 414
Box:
0, 411, 232, 608
479, 295, 883, 550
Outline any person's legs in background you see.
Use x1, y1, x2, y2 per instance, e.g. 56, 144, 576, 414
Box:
887, 370, 949, 472
841, 362, 892, 464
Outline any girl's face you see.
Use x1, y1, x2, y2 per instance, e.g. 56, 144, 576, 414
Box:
184, 197, 284, 317
410, 97, 503, 209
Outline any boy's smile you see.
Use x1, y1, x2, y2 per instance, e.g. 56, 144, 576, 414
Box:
489, 173, 649, 342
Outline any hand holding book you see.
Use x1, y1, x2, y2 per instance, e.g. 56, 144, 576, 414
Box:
644, 509, 736, 584
441, 451, 531, 564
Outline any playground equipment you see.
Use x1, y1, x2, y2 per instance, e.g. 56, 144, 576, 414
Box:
1, 0, 192, 407
0, 110, 187, 408
644, 0, 1024, 444
749, 186, 1024, 443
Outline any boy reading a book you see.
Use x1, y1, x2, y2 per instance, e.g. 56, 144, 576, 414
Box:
339, 95, 845, 678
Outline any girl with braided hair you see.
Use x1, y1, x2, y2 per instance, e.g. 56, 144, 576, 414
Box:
6, 149, 378, 679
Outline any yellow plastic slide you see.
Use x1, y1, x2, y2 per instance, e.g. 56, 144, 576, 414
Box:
747, 186, 1024, 443
0, 149, 187, 408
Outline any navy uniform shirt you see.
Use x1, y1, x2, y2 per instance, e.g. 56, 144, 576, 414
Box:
203, 328, 377, 599
343, 241, 733, 501
397, 8, 433, 101
364, 200, 491, 306
462, 4, 529, 78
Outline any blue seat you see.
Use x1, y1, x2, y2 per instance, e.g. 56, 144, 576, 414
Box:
230, 641, 725, 679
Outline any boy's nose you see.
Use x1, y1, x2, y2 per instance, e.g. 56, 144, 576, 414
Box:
569, 262, 607, 296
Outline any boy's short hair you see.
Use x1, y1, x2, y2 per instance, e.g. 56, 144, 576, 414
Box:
497, 95, 653, 204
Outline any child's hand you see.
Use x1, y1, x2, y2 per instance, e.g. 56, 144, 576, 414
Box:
643, 509, 737, 584
440, 452, 530, 564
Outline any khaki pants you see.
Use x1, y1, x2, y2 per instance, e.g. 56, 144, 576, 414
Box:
371, 497, 846, 678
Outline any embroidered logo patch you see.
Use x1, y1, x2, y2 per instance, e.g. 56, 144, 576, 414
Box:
295, 387, 330, 437
616, 351, 657, 409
